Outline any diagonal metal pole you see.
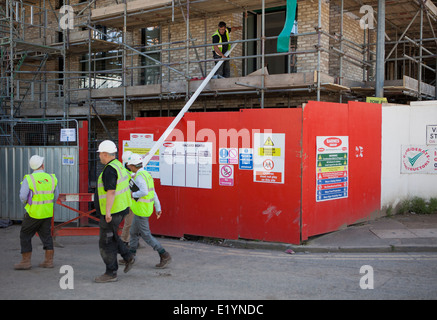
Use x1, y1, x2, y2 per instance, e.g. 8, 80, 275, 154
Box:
385, 9, 420, 62
142, 43, 238, 166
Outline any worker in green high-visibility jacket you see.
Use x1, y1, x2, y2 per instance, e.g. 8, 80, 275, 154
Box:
94, 140, 135, 283
15, 155, 59, 270
126, 153, 171, 269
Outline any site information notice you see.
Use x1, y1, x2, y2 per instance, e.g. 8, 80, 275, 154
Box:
316, 136, 349, 202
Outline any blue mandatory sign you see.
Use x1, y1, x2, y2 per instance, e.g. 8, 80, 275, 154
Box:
219, 148, 229, 164
316, 187, 348, 201
239, 148, 253, 170
220, 148, 229, 158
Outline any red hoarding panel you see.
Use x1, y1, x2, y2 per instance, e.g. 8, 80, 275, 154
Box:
78, 121, 88, 221
238, 109, 302, 243
347, 101, 382, 223
301, 101, 381, 240
119, 108, 302, 244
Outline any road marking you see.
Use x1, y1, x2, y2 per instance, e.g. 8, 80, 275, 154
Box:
164, 242, 437, 261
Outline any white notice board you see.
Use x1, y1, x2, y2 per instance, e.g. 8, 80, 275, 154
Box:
160, 141, 212, 189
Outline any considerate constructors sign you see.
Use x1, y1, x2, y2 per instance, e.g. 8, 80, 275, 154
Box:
401, 146, 437, 174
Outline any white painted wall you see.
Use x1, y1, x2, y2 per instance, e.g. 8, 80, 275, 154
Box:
381, 102, 437, 209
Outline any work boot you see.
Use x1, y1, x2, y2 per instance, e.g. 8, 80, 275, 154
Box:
119, 253, 135, 265
94, 273, 118, 283
123, 255, 135, 273
14, 252, 32, 270
155, 251, 171, 269
39, 250, 54, 268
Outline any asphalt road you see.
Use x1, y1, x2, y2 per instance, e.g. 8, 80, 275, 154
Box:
1, 225, 436, 301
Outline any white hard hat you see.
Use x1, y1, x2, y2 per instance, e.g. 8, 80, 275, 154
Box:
127, 153, 143, 166
97, 140, 117, 153
122, 150, 133, 165
29, 155, 44, 170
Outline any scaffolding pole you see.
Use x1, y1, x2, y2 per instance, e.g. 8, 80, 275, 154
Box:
375, 0, 385, 98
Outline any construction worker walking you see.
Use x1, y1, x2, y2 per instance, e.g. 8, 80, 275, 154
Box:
95, 140, 135, 283
15, 155, 59, 270
126, 154, 172, 268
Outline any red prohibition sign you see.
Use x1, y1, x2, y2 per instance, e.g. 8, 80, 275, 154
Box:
263, 159, 274, 171
229, 149, 237, 158
221, 165, 233, 177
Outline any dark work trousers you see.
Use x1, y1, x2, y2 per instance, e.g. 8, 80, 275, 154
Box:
99, 209, 132, 275
213, 53, 230, 78
20, 213, 53, 253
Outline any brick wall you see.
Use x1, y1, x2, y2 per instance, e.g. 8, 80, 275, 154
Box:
296, 0, 330, 74
329, 2, 376, 83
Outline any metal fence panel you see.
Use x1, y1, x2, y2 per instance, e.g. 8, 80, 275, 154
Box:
0, 146, 79, 222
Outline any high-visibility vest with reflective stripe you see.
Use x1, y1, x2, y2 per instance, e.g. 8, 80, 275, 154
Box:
130, 170, 155, 217
97, 159, 131, 215
23, 172, 57, 219
212, 29, 230, 53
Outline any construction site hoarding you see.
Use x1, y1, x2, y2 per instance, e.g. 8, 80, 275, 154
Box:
119, 101, 383, 244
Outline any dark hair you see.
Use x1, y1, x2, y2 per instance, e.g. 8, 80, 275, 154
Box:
218, 21, 226, 28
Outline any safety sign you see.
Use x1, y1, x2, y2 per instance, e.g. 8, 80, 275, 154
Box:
316, 136, 349, 202
123, 133, 159, 178
130, 133, 154, 144
219, 148, 238, 164
62, 155, 75, 166
239, 148, 253, 170
253, 133, 285, 184
219, 164, 234, 186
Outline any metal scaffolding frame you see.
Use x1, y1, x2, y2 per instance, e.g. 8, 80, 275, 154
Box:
1, 0, 436, 121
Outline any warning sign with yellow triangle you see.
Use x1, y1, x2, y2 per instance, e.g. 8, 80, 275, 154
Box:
264, 137, 274, 146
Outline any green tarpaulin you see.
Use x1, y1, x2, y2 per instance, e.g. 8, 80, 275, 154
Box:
277, 0, 297, 53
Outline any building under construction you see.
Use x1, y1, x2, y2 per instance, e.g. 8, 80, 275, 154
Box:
1, 0, 437, 185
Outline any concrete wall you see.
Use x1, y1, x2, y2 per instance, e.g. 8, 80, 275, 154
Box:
381, 101, 437, 210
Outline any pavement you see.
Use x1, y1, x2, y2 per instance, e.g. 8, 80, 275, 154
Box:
225, 213, 437, 253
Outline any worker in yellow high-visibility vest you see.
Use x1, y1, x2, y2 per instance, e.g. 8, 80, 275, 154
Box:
212, 21, 232, 79
14, 155, 59, 270
94, 140, 135, 283
126, 154, 171, 269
